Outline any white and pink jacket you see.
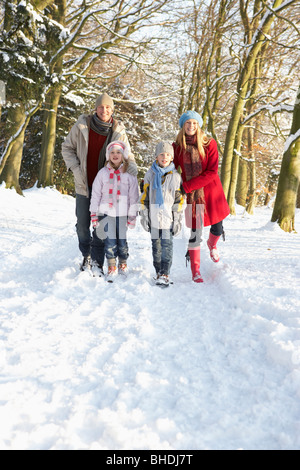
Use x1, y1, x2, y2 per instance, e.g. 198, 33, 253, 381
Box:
90, 163, 139, 219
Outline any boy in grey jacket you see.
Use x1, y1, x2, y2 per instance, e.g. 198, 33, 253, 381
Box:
140, 142, 184, 286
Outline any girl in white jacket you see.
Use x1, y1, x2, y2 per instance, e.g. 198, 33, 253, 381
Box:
90, 141, 139, 281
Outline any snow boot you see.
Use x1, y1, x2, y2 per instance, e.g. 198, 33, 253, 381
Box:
107, 265, 117, 282
80, 255, 91, 271
189, 249, 203, 283
156, 274, 170, 287
118, 262, 128, 276
91, 259, 104, 277
207, 232, 221, 263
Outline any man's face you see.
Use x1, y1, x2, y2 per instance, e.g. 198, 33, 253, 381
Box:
96, 104, 113, 122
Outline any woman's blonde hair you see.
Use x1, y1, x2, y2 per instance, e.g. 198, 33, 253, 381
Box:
176, 124, 211, 161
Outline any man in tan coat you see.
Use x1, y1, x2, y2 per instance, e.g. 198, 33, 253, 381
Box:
62, 93, 137, 274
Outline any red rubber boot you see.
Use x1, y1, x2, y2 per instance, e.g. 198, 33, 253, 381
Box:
207, 232, 221, 263
189, 249, 204, 283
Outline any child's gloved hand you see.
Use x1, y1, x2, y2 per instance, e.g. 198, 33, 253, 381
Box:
127, 216, 136, 229
91, 213, 99, 229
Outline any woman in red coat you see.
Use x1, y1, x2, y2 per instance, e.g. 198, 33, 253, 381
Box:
173, 110, 230, 283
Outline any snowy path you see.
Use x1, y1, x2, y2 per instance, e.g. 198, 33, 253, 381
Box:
0, 185, 299, 450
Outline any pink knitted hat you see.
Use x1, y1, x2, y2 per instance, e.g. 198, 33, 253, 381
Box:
106, 140, 129, 161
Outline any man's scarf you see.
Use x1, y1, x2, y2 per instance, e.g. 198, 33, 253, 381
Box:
151, 161, 175, 207
90, 113, 113, 170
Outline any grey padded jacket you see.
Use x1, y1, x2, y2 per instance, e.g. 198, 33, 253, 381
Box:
140, 167, 184, 231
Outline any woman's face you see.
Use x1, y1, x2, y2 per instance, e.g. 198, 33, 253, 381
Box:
184, 119, 198, 136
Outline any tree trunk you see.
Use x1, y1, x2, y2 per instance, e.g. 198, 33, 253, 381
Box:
38, 0, 66, 188
246, 159, 257, 215
236, 157, 248, 207
271, 83, 300, 231
0, 103, 26, 194
205, 0, 227, 147
221, 0, 285, 200
0, 0, 53, 192
38, 86, 61, 187
246, 126, 257, 214
264, 169, 279, 206
227, 124, 245, 214
297, 185, 300, 209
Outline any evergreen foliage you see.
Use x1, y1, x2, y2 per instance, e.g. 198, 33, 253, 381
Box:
0, 1, 50, 108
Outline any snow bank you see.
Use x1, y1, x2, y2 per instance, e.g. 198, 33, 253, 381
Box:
0, 184, 299, 450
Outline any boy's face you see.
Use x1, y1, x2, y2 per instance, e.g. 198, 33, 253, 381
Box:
109, 148, 123, 166
157, 152, 172, 168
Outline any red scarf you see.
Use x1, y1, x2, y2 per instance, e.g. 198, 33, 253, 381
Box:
183, 135, 206, 214
108, 167, 121, 209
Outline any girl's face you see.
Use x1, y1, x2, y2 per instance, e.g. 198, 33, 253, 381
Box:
184, 119, 198, 136
109, 149, 123, 167
157, 152, 172, 168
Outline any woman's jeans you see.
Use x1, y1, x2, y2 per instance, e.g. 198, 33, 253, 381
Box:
75, 193, 105, 265
151, 229, 173, 275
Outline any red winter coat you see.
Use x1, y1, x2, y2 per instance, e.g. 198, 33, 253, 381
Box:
173, 138, 230, 228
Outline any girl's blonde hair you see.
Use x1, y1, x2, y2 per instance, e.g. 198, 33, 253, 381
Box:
176, 124, 211, 161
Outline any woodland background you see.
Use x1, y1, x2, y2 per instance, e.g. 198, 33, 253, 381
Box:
0, 0, 299, 231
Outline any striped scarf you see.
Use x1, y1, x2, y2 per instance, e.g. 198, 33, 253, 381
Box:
108, 167, 121, 209
184, 135, 206, 213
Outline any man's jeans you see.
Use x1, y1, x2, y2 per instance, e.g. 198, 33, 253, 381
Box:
75, 193, 105, 265
151, 229, 173, 275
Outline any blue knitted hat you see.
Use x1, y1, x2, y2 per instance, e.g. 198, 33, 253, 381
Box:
179, 110, 203, 129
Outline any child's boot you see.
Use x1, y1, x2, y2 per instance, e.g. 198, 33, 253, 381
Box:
118, 261, 128, 276
189, 249, 203, 283
80, 255, 91, 271
107, 259, 117, 282
207, 232, 221, 263
156, 274, 170, 287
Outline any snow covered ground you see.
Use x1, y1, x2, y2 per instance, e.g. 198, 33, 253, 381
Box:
0, 183, 299, 450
